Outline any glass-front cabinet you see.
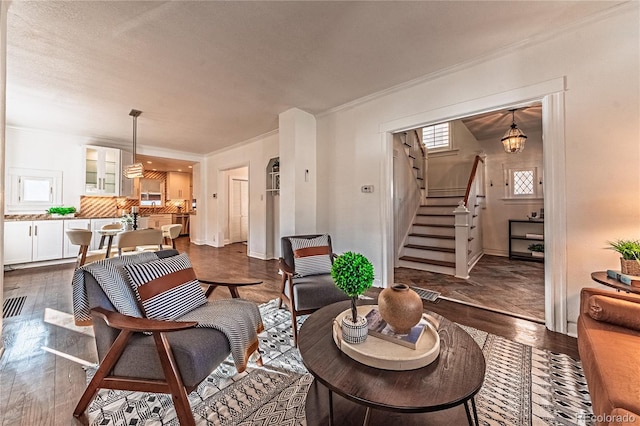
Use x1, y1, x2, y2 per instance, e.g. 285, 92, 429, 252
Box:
84, 146, 121, 195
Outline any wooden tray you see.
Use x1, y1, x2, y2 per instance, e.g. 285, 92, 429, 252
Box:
332, 304, 440, 371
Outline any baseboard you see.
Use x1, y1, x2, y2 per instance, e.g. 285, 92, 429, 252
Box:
249, 251, 267, 260
566, 321, 578, 338
3, 257, 76, 271
482, 249, 509, 257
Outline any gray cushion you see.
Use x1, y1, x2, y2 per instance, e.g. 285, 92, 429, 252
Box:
111, 326, 231, 388
285, 273, 349, 311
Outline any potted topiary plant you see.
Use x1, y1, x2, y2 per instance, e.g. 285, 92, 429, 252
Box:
608, 239, 640, 275
331, 251, 374, 344
528, 243, 545, 258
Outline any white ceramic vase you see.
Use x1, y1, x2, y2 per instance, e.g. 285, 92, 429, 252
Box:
341, 315, 368, 344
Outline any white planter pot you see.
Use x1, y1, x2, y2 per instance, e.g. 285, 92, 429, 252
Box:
341, 315, 368, 344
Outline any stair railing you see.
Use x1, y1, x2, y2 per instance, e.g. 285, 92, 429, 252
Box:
455, 155, 486, 278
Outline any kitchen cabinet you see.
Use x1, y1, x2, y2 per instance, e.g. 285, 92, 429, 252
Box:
84, 146, 121, 196
167, 172, 191, 200
63, 218, 91, 258
4, 220, 64, 265
148, 214, 172, 229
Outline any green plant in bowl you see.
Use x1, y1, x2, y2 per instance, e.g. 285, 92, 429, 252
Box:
47, 206, 77, 216
608, 239, 640, 260
331, 251, 374, 323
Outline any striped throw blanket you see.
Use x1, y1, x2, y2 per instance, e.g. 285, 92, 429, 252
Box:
72, 252, 263, 372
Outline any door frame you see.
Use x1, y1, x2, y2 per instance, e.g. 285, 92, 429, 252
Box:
379, 77, 567, 333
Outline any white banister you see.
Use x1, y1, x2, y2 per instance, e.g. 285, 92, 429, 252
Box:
454, 201, 470, 279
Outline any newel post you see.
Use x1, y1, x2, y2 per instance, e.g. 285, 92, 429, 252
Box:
454, 201, 470, 279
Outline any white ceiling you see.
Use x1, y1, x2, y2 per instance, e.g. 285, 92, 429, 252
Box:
6, 1, 622, 155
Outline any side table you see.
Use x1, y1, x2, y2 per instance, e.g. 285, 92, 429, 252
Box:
590, 271, 640, 295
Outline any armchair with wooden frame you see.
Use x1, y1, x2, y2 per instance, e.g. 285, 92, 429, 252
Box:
278, 234, 350, 346
73, 250, 261, 426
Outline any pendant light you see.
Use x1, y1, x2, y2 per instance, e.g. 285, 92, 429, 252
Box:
123, 109, 144, 178
501, 109, 527, 153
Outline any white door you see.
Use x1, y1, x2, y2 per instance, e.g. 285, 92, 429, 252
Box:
229, 178, 248, 243
32, 220, 64, 261
4, 221, 34, 264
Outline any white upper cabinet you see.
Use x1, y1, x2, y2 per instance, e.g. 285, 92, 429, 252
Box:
84, 146, 121, 196
167, 172, 191, 200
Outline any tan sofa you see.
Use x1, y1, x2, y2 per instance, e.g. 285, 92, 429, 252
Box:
577, 287, 640, 425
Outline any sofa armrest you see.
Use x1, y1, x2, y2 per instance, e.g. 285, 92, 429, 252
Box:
580, 287, 640, 315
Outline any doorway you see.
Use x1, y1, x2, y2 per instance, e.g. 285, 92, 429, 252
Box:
392, 105, 545, 322
381, 80, 567, 333
229, 178, 248, 243
224, 166, 249, 246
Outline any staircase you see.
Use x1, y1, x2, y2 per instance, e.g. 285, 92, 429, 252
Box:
398, 195, 463, 275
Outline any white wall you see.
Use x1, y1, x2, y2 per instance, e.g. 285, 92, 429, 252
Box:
5, 127, 95, 212
427, 120, 483, 194
480, 129, 544, 256
316, 7, 639, 332
393, 134, 421, 256
204, 131, 278, 259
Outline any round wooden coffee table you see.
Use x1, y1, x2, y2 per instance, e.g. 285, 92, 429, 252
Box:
298, 301, 485, 426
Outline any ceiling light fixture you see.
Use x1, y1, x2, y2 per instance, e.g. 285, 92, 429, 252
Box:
501, 109, 527, 154
123, 109, 144, 178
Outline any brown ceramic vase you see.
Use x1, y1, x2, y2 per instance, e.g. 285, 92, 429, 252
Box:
378, 283, 423, 333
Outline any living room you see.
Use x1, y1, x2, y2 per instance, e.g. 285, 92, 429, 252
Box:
1, 1, 639, 425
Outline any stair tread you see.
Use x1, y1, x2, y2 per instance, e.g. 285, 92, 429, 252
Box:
426, 195, 464, 199
399, 256, 455, 268
413, 224, 454, 228
404, 244, 455, 253
417, 213, 454, 217
408, 233, 455, 240
420, 204, 459, 207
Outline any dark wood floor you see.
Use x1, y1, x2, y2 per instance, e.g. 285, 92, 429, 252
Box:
0, 239, 576, 425
395, 254, 545, 322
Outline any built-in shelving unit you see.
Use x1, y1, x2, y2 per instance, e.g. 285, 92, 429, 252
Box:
508, 219, 544, 262
267, 158, 280, 196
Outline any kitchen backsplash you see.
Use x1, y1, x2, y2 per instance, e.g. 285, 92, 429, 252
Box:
79, 196, 189, 218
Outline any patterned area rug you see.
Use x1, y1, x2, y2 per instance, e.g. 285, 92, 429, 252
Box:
85, 300, 592, 425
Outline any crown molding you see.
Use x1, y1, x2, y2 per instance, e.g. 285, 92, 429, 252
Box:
317, 1, 635, 118
205, 128, 279, 158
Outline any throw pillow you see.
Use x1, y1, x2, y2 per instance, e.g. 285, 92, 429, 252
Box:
123, 253, 207, 320
588, 295, 640, 331
289, 234, 332, 277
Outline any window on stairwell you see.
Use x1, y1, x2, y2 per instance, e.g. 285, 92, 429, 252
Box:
504, 166, 542, 200
422, 123, 450, 151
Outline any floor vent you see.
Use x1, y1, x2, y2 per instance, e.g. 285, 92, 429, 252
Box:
3, 296, 26, 318
411, 287, 441, 302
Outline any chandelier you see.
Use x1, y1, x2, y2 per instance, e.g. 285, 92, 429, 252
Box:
123, 109, 144, 179
501, 109, 527, 154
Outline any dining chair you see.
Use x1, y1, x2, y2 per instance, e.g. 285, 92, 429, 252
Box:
65, 229, 107, 268
161, 224, 182, 249
117, 228, 163, 255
